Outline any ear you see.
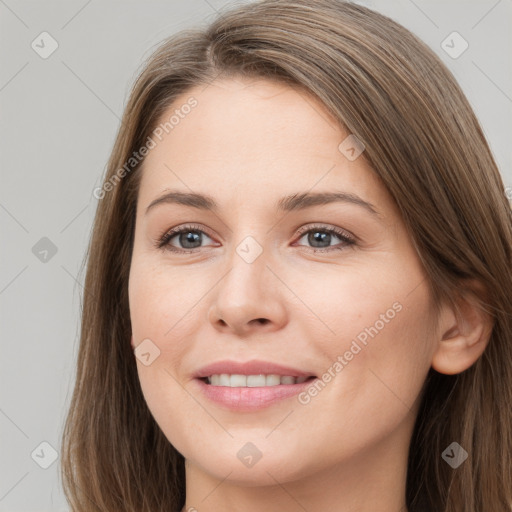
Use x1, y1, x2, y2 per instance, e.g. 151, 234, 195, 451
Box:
130, 335, 135, 350
431, 280, 494, 375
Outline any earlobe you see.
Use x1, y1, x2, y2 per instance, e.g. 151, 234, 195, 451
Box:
431, 284, 494, 375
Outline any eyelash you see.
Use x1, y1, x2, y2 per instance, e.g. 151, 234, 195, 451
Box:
154, 223, 356, 255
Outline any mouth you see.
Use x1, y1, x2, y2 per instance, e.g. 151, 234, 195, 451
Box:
199, 374, 317, 387
192, 360, 318, 410
194, 373, 318, 411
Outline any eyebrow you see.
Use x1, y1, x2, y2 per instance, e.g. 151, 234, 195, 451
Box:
145, 190, 381, 218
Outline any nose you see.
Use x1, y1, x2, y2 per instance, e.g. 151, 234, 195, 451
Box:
207, 245, 288, 337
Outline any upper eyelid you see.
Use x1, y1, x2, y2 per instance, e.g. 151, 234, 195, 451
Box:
295, 223, 354, 239
168, 223, 216, 239
163, 223, 354, 244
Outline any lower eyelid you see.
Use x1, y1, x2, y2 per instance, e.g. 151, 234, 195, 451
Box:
159, 225, 355, 252
163, 233, 355, 254
294, 234, 354, 251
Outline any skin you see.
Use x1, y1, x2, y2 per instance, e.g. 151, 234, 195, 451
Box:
128, 77, 492, 512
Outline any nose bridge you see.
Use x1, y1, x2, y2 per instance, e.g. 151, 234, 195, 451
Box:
222, 206, 272, 282
208, 229, 287, 333
223, 233, 271, 301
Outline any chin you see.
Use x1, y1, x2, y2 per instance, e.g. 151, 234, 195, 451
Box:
189, 445, 314, 487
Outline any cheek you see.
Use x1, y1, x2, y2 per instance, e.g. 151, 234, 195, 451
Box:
292, 260, 432, 361
295, 262, 434, 432
128, 260, 203, 348
128, 261, 216, 431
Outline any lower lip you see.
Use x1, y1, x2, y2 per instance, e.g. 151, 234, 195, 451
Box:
194, 377, 317, 411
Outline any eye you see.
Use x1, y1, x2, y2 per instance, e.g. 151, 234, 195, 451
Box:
155, 224, 217, 254
293, 224, 355, 252
154, 223, 356, 254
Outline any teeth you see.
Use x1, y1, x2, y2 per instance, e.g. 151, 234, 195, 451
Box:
263, 374, 281, 386
206, 374, 311, 387
219, 374, 230, 386
230, 374, 247, 387
247, 375, 266, 387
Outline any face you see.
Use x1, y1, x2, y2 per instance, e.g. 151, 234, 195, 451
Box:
128, 77, 438, 486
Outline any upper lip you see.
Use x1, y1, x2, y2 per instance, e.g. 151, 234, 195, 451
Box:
193, 360, 316, 378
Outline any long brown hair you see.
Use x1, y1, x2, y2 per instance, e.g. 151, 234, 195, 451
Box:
60, 1, 512, 510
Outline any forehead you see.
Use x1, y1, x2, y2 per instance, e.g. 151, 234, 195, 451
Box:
137, 77, 393, 217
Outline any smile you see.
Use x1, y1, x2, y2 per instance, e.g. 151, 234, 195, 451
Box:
194, 375, 318, 411
204, 374, 313, 387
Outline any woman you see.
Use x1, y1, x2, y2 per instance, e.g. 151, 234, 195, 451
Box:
60, 1, 512, 510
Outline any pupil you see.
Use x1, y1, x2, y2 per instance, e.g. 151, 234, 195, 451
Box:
181, 231, 201, 248
309, 231, 330, 248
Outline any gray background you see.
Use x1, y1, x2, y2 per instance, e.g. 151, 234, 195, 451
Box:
1, 0, 510, 510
